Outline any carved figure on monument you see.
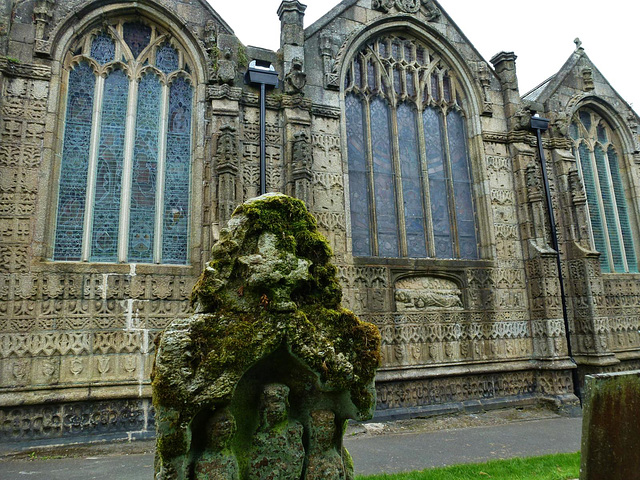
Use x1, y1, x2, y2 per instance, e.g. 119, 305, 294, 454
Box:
152, 193, 380, 479
194, 408, 240, 479
306, 410, 347, 480
394, 276, 463, 311
248, 384, 304, 480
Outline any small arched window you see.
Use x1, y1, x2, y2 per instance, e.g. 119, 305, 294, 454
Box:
570, 108, 638, 273
345, 34, 478, 259
53, 20, 193, 264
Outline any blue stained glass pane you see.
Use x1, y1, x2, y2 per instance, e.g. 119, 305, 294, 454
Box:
370, 97, 398, 257
393, 67, 402, 96
346, 94, 371, 256
397, 103, 426, 257
578, 142, 609, 272
156, 43, 179, 74
595, 144, 624, 271
129, 73, 161, 262
406, 70, 415, 97
162, 77, 192, 264
367, 59, 376, 91
443, 75, 451, 102
579, 110, 592, 132
90, 32, 115, 64
123, 22, 151, 59
607, 146, 637, 272
431, 74, 440, 102
90, 69, 128, 262
447, 110, 478, 259
423, 107, 452, 258
354, 57, 363, 88
54, 62, 96, 261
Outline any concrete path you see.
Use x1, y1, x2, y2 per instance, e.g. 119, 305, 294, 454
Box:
0, 415, 582, 479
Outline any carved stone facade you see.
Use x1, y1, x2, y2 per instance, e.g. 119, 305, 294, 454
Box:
2, 0, 640, 446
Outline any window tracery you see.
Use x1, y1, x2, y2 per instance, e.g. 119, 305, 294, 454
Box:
54, 20, 193, 264
570, 108, 638, 273
345, 34, 478, 259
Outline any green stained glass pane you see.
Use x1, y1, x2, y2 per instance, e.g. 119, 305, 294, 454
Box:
346, 94, 371, 256
54, 62, 95, 261
397, 103, 426, 257
594, 144, 624, 271
90, 69, 128, 262
607, 146, 637, 272
579, 110, 592, 132
370, 97, 398, 257
569, 122, 579, 140
597, 123, 608, 143
578, 142, 609, 272
163, 77, 192, 264
128, 73, 161, 262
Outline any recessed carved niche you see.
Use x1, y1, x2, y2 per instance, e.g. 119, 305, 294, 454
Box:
394, 276, 463, 311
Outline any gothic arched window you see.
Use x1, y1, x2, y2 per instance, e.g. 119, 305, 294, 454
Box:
53, 20, 193, 264
570, 108, 638, 273
345, 34, 478, 259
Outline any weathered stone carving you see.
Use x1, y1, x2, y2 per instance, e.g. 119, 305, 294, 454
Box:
372, 0, 439, 17
319, 30, 342, 90
284, 57, 307, 94
152, 194, 380, 479
216, 124, 239, 224
581, 67, 595, 91
248, 384, 304, 480
394, 276, 463, 311
291, 131, 313, 205
218, 47, 237, 85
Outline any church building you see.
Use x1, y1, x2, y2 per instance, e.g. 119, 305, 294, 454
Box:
1, 0, 640, 445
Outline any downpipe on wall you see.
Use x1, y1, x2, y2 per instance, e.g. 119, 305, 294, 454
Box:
530, 115, 582, 405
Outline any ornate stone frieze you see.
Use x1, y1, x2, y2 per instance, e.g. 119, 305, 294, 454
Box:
372, 0, 440, 19
0, 398, 153, 443
394, 276, 463, 311
0, 58, 51, 79
311, 104, 340, 119
376, 371, 538, 411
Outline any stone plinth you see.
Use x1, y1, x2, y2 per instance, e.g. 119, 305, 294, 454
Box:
580, 370, 640, 480
152, 193, 380, 479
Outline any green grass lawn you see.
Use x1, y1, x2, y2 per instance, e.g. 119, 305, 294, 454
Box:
357, 452, 580, 480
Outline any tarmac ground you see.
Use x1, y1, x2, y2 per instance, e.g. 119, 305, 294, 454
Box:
0, 406, 582, 479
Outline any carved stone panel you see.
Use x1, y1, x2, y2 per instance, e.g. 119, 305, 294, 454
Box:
394, 276, 463, 311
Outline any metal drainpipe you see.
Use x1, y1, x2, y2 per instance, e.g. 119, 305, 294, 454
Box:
244, 60, 279, 195
530, 116, 582, 404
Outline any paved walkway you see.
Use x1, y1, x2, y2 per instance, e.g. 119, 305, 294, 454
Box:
0, 411, 582, 479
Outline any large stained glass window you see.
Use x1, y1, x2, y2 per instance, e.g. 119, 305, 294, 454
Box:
345, 34, 478, 259
570, 108, 638, 273
54, 20, 193, 264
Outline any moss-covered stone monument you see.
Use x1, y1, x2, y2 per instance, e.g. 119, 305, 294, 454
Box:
152, 193, 381, 479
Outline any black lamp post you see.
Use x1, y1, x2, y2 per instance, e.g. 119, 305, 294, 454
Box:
244, 60, 279, 196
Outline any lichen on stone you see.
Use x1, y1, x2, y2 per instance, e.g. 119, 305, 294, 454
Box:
152, 193, 380, 479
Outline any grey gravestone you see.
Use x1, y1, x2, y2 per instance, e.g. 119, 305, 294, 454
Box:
580, 370, 640, 480
152, 193, 381, 479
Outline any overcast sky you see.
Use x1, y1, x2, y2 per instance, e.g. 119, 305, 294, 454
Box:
208, 0, 640, 113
